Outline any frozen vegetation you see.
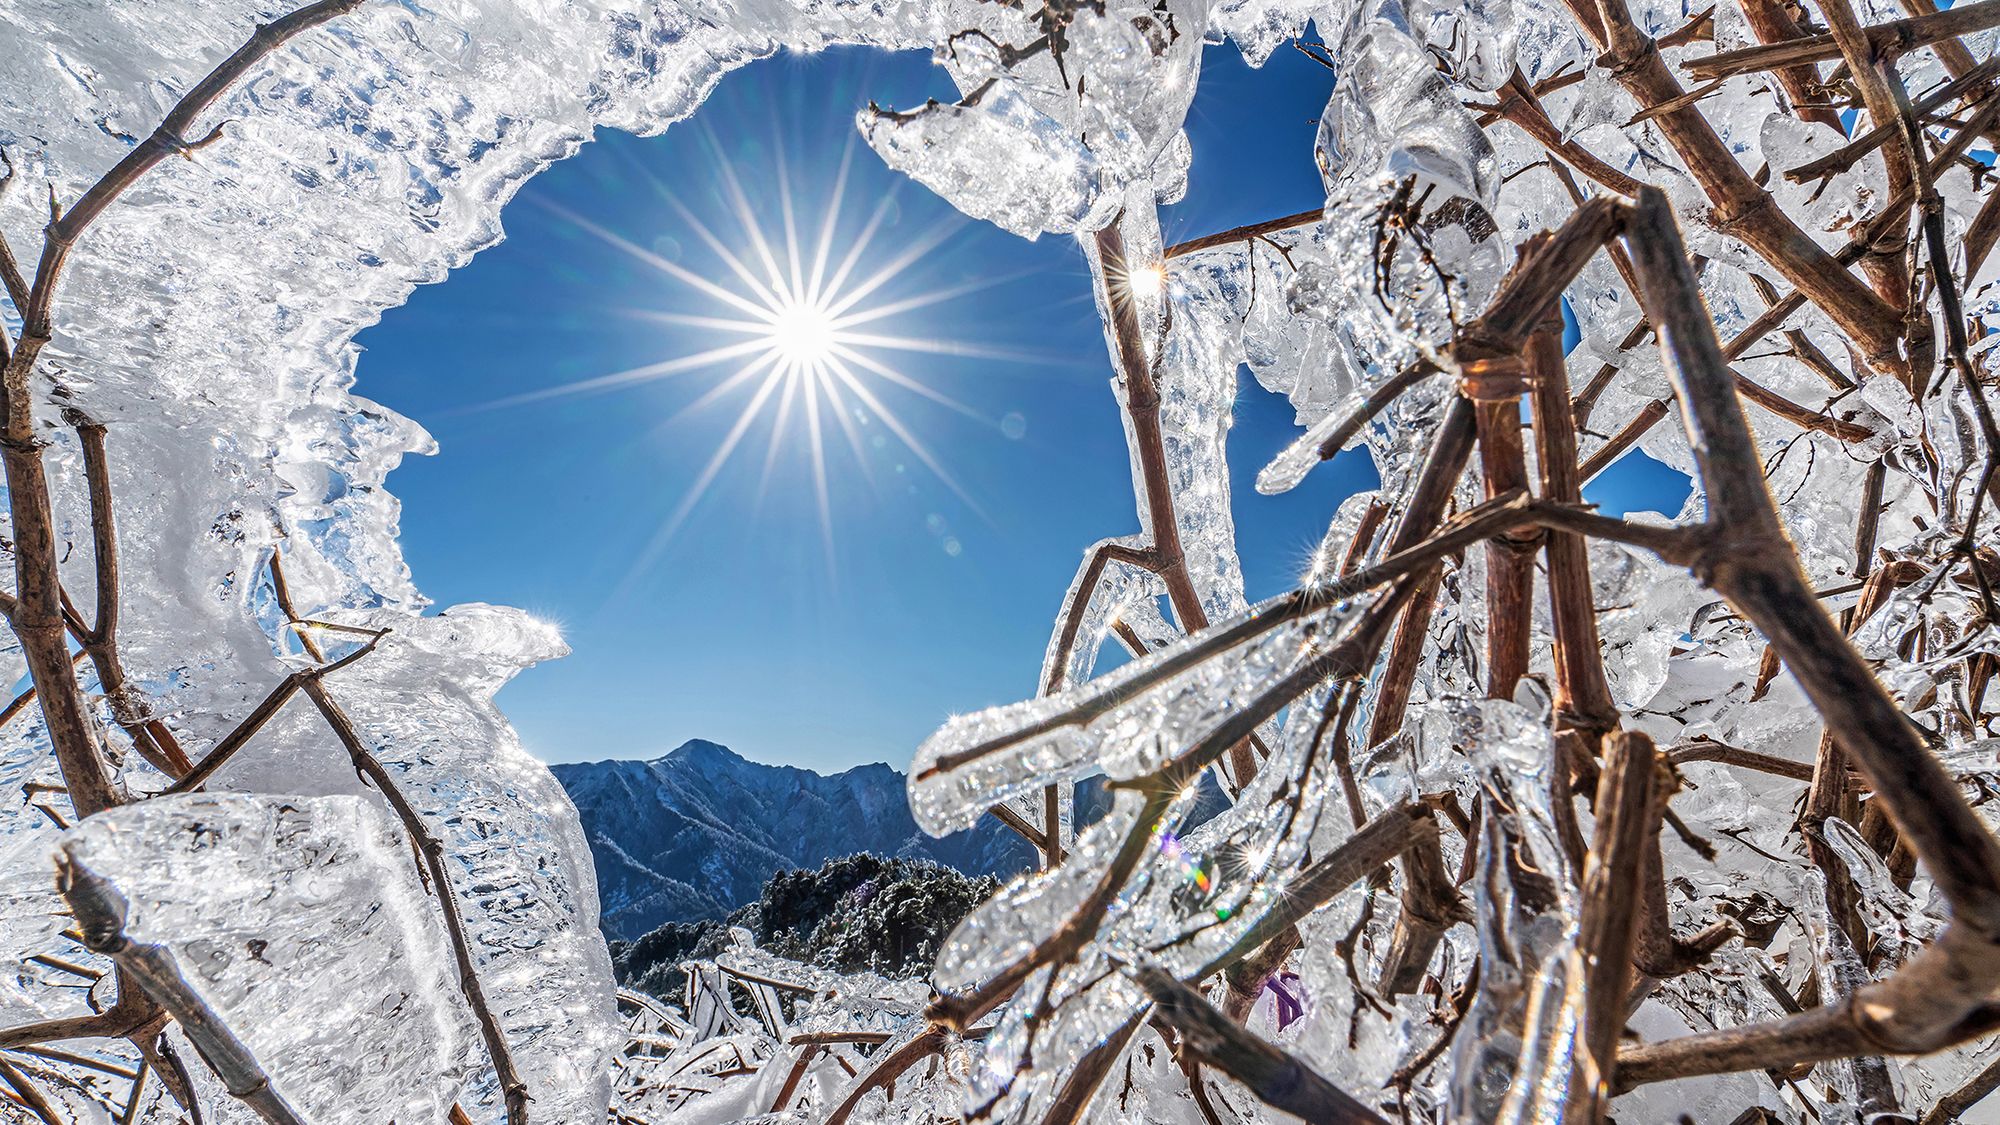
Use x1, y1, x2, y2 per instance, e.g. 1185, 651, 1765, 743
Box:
2, 0, 2000, 1121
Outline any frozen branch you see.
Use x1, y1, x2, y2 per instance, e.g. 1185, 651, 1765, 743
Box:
58, 854, 306, 1125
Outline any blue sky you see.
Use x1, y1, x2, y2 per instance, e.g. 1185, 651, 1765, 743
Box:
354, 42, 1685, 773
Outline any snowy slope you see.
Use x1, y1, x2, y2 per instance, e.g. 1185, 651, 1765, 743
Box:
553, 740, 1040, 939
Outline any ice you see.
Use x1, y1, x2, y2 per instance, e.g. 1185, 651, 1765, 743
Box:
205, 605, 622, 1123
1037, 535, 1167, 696
861, 0, 1204, 238
910, 593, 1357, 835
59, 794, 479, 1122
1448, 700, 1580, 1123
860, 86, 1104, 239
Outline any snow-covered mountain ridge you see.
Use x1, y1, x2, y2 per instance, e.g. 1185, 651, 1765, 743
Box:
552, 740, 1039, 939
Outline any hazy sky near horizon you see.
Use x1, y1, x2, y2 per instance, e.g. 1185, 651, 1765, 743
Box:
354, 42, 1686, 774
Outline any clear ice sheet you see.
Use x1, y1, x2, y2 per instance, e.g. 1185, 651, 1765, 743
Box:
62, 794, 480, 1122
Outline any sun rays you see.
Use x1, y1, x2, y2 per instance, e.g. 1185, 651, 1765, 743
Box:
482, 129, 1032, 581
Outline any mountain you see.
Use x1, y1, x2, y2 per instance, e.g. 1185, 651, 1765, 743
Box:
552, 740, 1040, 940
554, 739, 1235, 941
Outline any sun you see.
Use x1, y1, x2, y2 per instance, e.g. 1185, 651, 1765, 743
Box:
477, 132, 1019, 579
767, 296, 840, 370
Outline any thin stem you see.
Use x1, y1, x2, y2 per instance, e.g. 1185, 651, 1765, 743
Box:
1164, 210, 1321, 259
1684, 0, 2000, 82
297, 680, 529, 1125
1134, 968, 1389, 1124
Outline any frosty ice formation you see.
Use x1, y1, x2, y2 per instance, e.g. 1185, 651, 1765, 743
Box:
2, 0, 2000, 1122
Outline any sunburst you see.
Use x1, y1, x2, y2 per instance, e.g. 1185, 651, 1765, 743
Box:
480, 130, 1025, 580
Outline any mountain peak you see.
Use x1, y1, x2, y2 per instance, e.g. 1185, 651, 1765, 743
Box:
657, 738, 741, 765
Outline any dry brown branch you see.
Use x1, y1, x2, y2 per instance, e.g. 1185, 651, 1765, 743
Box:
1786, 58, 2000, 182
1578, 399, 1670, 483
1684, 0, 2000, 82
1135, 968, 1389, 1124
1738, 0, 1845, 129
1559, 0, 1909, 374
0, 1056, 64, 1125
1164, 210, 1321, 259
1468, 268, 1540, 699
1665, 739, 1816, 781
1475, 71, 1648, 197
1570, 732, 1657, 1120
1609, 185, 2000, 1089
1531, 324, 1622, 736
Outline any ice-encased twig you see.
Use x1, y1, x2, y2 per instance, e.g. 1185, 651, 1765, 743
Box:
298, 679, 531, 1125
1135, 967, 1388, 1123
57, 854, 307, 1125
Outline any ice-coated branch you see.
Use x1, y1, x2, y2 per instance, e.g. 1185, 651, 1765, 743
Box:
1019, 536, 1166, 864
0, 0, 365, 829
297, 679, 531, 1125
164, 626, 385, 794
1164, 210, 1321, 259
1134, 968, 1389, 1124
1206, 802, 1436, 974
1682, 0, 2000, 82
67, 414, 191, 778
4, 0, 365, 382
1094, 223, 1251, 784
0, 996, 155, 1053
1557, 0, 1909, 374
821, 1025, 953, 1125
1626, 186, 2000, 916
1042, 1016, 1146, 1124
1921, 1054, 2000, 1124
1664, 739, 1815, 781
919, 489, 1554, 783
1600, 185, 2000, 1088
1473, 71, 1647, 197
1785, 58, 2000, 183
0, 1056, 64, 1125
57, 854, 306, 1125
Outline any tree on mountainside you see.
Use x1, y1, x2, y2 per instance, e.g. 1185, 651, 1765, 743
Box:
613, 854, 1000, 994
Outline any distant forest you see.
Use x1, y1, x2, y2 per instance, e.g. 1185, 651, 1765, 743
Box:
611, 854, 999, 997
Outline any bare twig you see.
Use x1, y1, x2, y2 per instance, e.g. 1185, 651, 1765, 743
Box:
1165, 210, 1321, 259
1684, 0, 2000, 82
297, 681, 529, 1125
1570, 732, 1657, 1119
1135, 968, 1388, 1124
